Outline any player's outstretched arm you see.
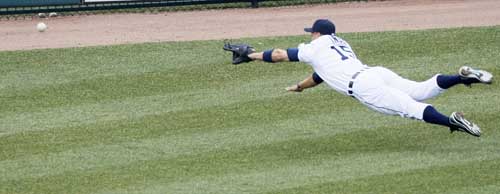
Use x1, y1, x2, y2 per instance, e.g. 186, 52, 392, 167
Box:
248, 48, 290, 62
223, 42, 300, 64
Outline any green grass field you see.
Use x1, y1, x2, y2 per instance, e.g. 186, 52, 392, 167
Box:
1, 26, 499, 194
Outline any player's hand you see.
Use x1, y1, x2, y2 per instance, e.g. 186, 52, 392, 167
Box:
286, 84, 303, 92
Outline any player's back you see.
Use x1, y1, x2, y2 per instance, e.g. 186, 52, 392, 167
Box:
298, 34, 367, 94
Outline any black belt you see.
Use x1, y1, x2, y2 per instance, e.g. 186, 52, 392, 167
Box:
347, 68, 369, 96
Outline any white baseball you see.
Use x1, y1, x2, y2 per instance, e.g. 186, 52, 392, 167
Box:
36, 22, 47, 32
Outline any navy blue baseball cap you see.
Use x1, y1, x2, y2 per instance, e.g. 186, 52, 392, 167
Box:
304, 19, 336, 35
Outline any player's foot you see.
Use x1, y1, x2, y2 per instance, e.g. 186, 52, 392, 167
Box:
449, 112, 481, 137
459, 66, 493, 86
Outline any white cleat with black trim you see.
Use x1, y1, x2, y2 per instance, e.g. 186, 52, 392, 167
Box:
459, 66, 493, 85
449, 112, 481, 137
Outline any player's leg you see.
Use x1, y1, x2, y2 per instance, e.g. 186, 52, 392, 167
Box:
436, 66, 493, 88
423, 106, 481, 137
353, 73, 481, 136
369, 66, 444, 101
353, 78, 429, 120
371, 66, 493, 102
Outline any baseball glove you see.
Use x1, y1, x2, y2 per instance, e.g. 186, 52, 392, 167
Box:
223, 42, 255, 65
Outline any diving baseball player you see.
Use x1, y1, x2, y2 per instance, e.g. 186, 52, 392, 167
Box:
223, 19, 493, 137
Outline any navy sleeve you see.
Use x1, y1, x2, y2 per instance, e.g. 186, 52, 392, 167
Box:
286, 48, 299, 62
312, 72, 324, 84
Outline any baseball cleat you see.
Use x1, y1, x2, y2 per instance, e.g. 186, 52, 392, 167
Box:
459, 66, 493, 85
449, 112, 481, 137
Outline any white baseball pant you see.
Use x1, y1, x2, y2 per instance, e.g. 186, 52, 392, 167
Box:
350, 66, 445, 120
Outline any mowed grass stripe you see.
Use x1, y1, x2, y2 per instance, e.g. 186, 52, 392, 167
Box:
101, 152, 500, 194
0, 90, 336, 160
0, 41, 230, 92
0, 38, 307, 115
264, 159, 500, 194
0, 105, 397, 182
98, 126, 499, 194
0, 88, 360, 160
0, 56, 300, 114
0, 89, 350, 160
350, 26, 500, 67
1, 122, 496, 194
0, 73, 297, 135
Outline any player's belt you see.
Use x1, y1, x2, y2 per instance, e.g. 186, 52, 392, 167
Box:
347, 67, 370, 96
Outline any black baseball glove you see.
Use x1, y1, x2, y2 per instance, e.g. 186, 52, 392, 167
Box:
223, 42, 255, 65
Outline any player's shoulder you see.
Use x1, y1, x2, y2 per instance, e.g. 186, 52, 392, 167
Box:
302, 34, 346, 48
316, 35, 333, 43
315, 34, 348, 44
308, 35, 332, 47
330, 34, 347, 42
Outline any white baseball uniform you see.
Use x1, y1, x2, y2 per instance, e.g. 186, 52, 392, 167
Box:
297, 34, 445, 120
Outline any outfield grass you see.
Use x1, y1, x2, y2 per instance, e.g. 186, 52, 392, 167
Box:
0, 26, 499, 194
